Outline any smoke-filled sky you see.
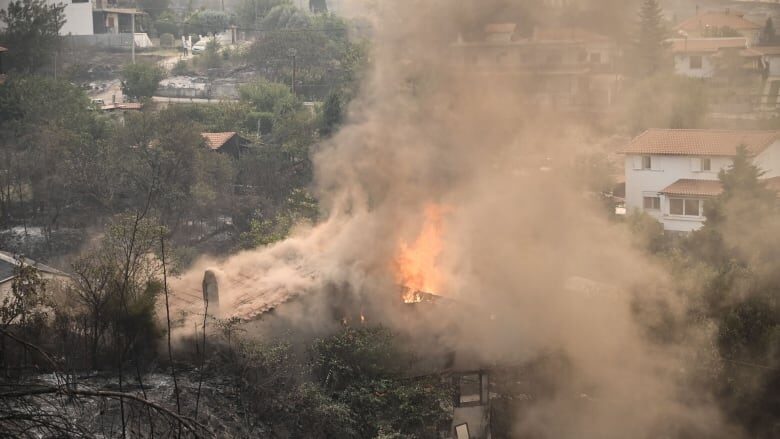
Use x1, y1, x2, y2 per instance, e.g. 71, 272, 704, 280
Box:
172, 1, 744, 437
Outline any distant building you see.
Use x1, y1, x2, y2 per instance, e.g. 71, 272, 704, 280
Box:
676, 9, 762, 45
451, 23, 620, 110
92, 0, 144, 35
621, 129, 780, 232
0, 251, 70, 297
202, 132, 250, 159
0, 0, 94, 35
668, 37, 749, 78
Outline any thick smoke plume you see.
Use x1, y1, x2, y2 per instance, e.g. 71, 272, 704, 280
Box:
172, 1, 741, 437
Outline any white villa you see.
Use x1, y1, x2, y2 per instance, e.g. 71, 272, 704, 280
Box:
669, 37, 747, 78
622, 129, 780, 232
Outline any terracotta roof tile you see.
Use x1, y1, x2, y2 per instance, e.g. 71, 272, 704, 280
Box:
677, 11, 761, 32
668, 37, 746, 53
621, 129, 780, 156
660, 179, 723, 197
202, 132, 237, 150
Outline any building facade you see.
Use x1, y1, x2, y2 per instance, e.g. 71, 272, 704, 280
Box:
0, 0, 93, 35
622, 129, 780, 232
451, 24, 620, 110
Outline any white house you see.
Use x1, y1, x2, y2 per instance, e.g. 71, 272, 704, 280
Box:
0, 251, 70, 298
622, 129, 780, 232
669, 37, 747, 78
0, 0, 93, 35
676, 9, 762, 46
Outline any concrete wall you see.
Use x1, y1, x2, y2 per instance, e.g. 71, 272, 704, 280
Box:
61, 1, 93, 35
63, 33, 133, 49
766, 55, 780, 76
754, 140, 780, 178
674, 53, 715, 78
0, 0, 93, 35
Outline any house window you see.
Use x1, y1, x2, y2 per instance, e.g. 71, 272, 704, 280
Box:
642, 155, 652, 170
643, 196, 661, 210
690, 55, 703, 69
457, 374, 482, 407
669, 198, 701, 216
701, 157, 711, 171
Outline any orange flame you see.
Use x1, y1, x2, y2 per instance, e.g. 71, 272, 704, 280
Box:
395, 204, 446, 303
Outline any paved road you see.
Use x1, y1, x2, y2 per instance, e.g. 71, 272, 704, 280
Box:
87, 52, 192, 104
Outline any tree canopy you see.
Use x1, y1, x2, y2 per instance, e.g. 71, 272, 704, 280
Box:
0, 0, 64, 73
632, 0, 668, 76
120, 63, 166, 100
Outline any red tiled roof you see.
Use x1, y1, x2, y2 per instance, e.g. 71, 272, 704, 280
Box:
621, 129, 780, 156
484, 23, 517, 34
532, 27, 610, 43
660, 179, 723, 197
677, 11, 761, 32
202, 132, 237, 150
668, 37, 746, 53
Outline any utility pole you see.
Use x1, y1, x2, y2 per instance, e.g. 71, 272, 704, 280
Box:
131, 12, 135, 64
289, 48, 297, 96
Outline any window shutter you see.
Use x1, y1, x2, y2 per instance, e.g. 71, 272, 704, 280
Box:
691, 157, 702, 172
632, 156, 641, 170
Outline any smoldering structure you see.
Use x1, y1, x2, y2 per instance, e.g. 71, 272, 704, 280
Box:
170, 1, 743, 438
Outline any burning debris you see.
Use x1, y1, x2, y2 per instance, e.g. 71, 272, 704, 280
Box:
395, 204, 448, 303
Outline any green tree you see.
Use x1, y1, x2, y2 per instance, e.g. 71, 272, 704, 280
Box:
261, 3, 311, 29
200, 38, 222, 69
1, 259, 48, 329
632, 0, 667, 76
239, 77, 299, 133
236, 0, 289, 28
138, 0, 170, 19
321, 91, 342, 136
703, 146, 775, 229
622, 74, 708, 133
120, 62, 166, 100
186, 9, 229, 36
311, 327, 453, 438
0, 0, 64, 73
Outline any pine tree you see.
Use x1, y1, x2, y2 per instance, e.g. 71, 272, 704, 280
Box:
633, 0, 668, 76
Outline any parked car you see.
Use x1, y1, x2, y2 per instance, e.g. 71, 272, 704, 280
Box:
191, 39, 210, 54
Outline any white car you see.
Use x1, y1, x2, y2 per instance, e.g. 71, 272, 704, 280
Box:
191, 39, 211, 54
